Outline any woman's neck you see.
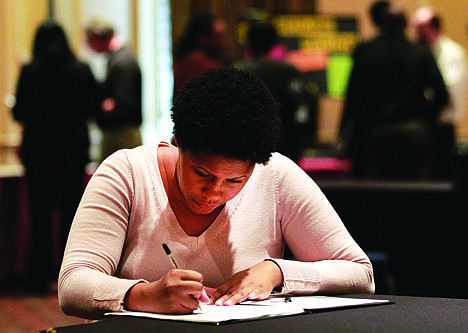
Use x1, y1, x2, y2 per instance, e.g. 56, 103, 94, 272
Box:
157, 144, 222, 236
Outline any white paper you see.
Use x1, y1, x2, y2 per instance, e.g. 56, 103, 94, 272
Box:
105, 296, 390, 324
106, 302, 304, 324
242, 295, 390, 310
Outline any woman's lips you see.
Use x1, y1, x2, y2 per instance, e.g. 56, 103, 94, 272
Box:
194, 200, 217, 210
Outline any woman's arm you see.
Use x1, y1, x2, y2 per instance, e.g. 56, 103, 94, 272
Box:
58, 149, 212, 319
58, 151, 143, 319
273, 157, 374, 295
210, 155, 373, 306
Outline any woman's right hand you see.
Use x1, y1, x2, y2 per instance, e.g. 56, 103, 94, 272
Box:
124, 269, 210, 314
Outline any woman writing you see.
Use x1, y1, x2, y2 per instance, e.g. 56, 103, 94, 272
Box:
59, 68, 374, 319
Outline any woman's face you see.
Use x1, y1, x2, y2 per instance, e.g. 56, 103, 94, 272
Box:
176, 148, 255, 215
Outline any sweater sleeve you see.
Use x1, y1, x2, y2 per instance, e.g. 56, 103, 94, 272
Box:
269, 156, 374, 295
58, 150, 145, 319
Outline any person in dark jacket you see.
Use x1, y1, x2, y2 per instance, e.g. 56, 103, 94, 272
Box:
235, 22, 318, 162
85, 18, 143, 161
173, 15, 228, 99
339, 1, 449, 179
12, 19, 100, 293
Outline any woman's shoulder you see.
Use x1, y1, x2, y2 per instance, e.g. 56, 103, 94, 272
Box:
253, 153, 322, 207
254, 152, 306, 183
262, 152, 299, 172
261, 153, 316, 186
101, 145, 158, 173
93, 145, 160, 195
121, 144, 159, 166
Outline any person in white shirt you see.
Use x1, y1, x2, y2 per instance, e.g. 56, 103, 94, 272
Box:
413, 6, 468, 176
58, 68, 374, 320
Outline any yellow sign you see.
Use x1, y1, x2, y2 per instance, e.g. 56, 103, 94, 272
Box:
274, 15, 336, 36
273, 15, 359, 53
272, 15, 358, 97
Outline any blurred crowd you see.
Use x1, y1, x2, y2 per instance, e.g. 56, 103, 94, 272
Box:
339, 1, 467, 180
7, 1, 468, 292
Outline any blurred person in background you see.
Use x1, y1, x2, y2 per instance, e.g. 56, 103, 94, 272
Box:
413, 6, 468, 178
339, 1, 449, 179
173, 15, 228, 98
235, 22, 318, 162
12, 19, 99, 293
85, 18, 143, 162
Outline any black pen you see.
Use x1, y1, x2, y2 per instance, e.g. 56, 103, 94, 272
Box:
162, 243, 180, 269
162, 243, 204, 312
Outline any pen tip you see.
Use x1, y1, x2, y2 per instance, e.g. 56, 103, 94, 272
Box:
162, 243, 171, 255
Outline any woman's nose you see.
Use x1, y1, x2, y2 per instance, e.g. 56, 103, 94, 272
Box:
202, 180, 223, 198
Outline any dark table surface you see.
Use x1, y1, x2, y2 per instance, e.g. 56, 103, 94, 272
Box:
49, 294, 468, 333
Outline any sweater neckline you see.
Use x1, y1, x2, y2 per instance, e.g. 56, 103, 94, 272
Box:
151, 142, 246, 246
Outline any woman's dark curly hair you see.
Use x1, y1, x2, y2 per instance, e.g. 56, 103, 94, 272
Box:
171, 68, 281, 164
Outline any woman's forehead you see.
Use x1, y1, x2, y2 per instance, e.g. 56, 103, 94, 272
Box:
181, 149, 254, 176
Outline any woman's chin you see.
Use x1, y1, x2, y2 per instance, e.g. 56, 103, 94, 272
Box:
192, 200, 219, 215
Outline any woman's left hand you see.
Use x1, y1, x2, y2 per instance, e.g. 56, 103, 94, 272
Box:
213, 260, 283, 306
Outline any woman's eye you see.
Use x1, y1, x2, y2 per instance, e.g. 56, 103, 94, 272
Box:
194, 169, 243, 184
195, 170, 210, 178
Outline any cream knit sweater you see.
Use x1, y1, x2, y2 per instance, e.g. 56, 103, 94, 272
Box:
59, 143, 374, 319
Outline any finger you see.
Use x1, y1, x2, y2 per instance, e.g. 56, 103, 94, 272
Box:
247, 287, 272, 300
215, 289, 250, 306
175, 284, 206, 312
160, 289, 201, 314
199, 287, 216, 305
199, 288, 211, 304
165, 270, 205, 295
213, 283, 232, 301
217, 286, 272, 306
172, 269, 204, 283
212, 285, 229, 305
178, 296, 201, 313
204, 286, 217, 298
177, 280, 206, 298
213, 282, 240, 305
215, 294, 232, 306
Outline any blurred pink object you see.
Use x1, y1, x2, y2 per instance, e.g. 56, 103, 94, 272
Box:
298, 157, 352, 180
244, 44, 288, 61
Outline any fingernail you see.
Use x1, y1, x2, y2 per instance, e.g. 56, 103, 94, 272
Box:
200, 288, 209, 302
224, 299, 233, 306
